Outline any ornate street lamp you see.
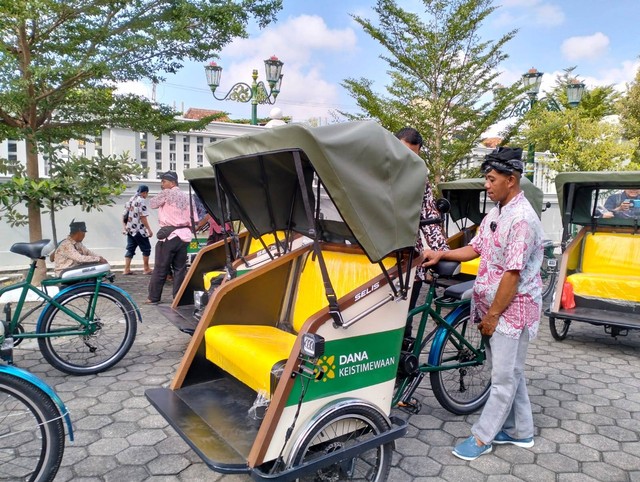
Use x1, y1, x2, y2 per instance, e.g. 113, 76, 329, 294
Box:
204, 55, 284, 125
500, 68, 585, 182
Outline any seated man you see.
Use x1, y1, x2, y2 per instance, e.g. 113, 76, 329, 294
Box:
54, 220, 108, 277
604, 189, 640, 219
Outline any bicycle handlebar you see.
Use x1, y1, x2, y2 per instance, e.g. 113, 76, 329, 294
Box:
420, 217, 444, 226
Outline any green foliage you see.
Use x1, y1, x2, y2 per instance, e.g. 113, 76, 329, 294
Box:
0, 0, 282, 240
515, 108, 637, 173
618, 65, 640, 161
342, 0, 520, 185
508, 68, 637, 173
0, 150, 145, 241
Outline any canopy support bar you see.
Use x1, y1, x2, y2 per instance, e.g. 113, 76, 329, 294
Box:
292, 150, 344, 327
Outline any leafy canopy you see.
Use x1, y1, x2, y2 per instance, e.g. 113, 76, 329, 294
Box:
0, 0, 282, 243
342, 0, 520, 186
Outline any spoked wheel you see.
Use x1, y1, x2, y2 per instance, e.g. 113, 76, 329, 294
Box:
290, 405, 393, 481
427, 308, 491, 415
549, 317, 571, 341
38, 285, 137, 375
541, 267, 558, 301
0, 373, 65, 482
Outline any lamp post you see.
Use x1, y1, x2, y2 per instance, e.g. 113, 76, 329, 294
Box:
502, 68, 585, 182
204, 55, 284, 125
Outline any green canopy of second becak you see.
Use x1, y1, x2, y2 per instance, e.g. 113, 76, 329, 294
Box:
439, 176, 544, 225
555, 171, 640, 227
196, 121, 427, 262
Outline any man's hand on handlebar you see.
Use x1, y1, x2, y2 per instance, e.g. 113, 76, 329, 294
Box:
421, 249, 446, 268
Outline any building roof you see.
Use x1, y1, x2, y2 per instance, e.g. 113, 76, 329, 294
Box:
481, 137, 502, 148
183, 108, 229, 122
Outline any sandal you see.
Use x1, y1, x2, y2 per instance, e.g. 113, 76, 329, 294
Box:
144, 299, 160, 305
123, 271, 136, 275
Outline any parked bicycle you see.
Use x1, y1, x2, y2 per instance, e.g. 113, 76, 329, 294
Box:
1, 239, 141, 375
1, 322, 73, 482
393, 210, 490, 415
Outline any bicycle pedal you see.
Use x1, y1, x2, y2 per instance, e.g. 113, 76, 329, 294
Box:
397, 397, 422, 414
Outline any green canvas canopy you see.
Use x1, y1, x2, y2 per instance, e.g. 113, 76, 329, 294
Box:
555, 171, 640, 227
439, 176, 544, 225
192, 121, 427, 262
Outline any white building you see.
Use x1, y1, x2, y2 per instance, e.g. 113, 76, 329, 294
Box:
0, 109, 265, 182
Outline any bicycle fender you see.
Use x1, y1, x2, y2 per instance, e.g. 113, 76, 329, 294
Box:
0, 364, 74, 442
427, 304, 470, 366
37, 282, 143, 330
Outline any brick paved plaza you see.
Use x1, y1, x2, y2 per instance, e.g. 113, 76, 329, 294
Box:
10, 272, 640, 481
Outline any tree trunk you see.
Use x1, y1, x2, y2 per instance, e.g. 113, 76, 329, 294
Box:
25, 133, 47, 284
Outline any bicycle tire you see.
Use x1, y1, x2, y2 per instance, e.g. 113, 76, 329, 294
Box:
549, 317, 571, 341
541, 264, 558, 301
289, 404, 392, 482
0, 373, 65, 482
428, 307, 490, 415
38, 285, 137, 375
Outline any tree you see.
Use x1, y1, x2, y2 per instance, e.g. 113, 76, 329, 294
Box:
0, 0, 281, 243
618, 65, 640, 161
341, 0, 520, 187
507, 69, 638, 173
0, 149, 145, 245
517, 107, 637, 172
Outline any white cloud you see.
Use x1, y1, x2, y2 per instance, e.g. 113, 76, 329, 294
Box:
214, 14, 358, 121
115, 81, 152, 99
533, 4, 565, 27
495, 1, 565, 27
581, 59, 640, 92
561, 32, 610, 62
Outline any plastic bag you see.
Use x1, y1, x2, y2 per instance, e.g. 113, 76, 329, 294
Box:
561, 281, 575, 309
248, 390, 270, 420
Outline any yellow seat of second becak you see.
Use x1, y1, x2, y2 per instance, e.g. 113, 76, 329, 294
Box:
460, 257, 480, 276
203, 271, 225, 290
567, 273, 640, 303
205, 325, 296, 395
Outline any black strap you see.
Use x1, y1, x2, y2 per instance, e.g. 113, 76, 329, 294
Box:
293, 151, 344, 327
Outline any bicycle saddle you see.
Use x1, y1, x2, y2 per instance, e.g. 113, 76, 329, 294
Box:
10, 239, 55, 259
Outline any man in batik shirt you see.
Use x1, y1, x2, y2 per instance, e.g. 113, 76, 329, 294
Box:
54, 220, 108, 276
146, 171, 195, 304
422, 147, 544, 461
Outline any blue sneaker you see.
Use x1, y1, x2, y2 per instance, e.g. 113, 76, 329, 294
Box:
452, 436, 492, 461
493, 431, 534, 448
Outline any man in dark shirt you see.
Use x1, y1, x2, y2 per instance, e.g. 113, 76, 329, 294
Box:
604, 189, 640, 219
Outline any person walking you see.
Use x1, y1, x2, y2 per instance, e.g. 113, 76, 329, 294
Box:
146, 171, 195, 304
122, 184, 153, 275
422, 147, 544, 461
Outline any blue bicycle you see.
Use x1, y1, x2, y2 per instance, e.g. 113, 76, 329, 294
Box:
1, 325, 73, 481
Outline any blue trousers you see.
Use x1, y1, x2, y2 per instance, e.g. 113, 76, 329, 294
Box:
472, 327, 534, 444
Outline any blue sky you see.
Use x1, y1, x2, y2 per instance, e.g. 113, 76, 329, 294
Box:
121, 0, 640, 125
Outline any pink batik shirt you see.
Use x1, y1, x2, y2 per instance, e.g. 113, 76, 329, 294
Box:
469, 191, 545, 340
149, 186, 195, 243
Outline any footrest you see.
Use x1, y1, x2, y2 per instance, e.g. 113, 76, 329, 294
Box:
146, 380, 260, 473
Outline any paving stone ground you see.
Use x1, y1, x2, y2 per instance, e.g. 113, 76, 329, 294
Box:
9, 270, 640, 481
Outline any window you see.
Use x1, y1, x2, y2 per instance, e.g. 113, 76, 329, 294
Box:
197, 154, 203, 167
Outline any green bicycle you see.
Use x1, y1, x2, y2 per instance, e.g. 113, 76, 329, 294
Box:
393, 261, 490, 415
2, 239, 140, 375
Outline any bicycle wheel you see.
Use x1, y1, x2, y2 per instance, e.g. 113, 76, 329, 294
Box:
541, 260, 558, 301
289, 405, 392, 481
38, 285, 137, 375
0, 373, 65, 482
549, 317, 571, 341
428, 307, 490, 415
